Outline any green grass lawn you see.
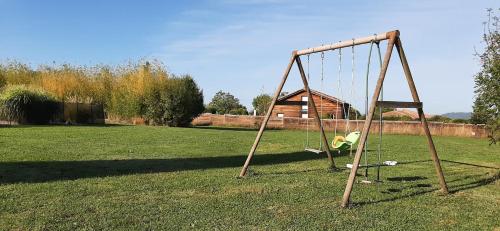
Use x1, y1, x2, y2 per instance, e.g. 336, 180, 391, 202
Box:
0, 125, 498, 230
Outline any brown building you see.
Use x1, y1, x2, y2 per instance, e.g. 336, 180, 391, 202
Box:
271, 89, 350, 119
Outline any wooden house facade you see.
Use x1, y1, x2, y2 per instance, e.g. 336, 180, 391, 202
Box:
271, 89, 349, 119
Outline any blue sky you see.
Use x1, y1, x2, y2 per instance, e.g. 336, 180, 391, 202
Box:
0, 0, 498, 114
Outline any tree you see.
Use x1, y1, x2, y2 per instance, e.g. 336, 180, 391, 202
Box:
471, 8, 500, 144
207, 91, 247, 115
252, 94, 272, 116
162, 76, 205, 127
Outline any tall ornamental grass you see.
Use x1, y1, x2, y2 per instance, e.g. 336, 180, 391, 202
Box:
0, 60, 205, 126
0, 85, 59, 124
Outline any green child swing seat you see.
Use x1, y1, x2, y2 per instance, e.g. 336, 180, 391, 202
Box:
332, 131, 361, 151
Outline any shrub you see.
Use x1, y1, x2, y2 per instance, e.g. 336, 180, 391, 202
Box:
204, 105, 217, 114
346, 107, 361, 120
0, 60, 210, 124
321, 113, 333, 119
383, 115, 413, 121
0, 72, 6, 89
108, 85, 144, 119
155, 76, 204, 127
229, 107, 248, 115
0, 85, 59, 124
143, 79, 167, 125
451, 118, 470, 124
428, 115, 452, 123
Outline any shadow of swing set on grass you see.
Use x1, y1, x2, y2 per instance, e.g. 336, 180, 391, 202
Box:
1, 149, 498, 207
0, 151, 321, 184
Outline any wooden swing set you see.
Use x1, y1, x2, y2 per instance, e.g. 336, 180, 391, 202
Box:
238, 30, 449, 208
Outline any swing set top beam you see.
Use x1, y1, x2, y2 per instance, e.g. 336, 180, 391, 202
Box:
295, 30, 399, 56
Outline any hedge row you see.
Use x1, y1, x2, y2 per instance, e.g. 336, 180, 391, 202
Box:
0, 61, 205, 126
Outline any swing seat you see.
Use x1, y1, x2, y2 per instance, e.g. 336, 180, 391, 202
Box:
332, 131, 361, 151
305, 148, 325, 154
346, 161, 398, 169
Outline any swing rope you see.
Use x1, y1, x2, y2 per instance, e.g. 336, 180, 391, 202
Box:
363, 40, 375, 180
344, 39, 358, 137
320, 51, 325, 149
376, 40, 383, 181
306, 54, 310, 149
351, 39, 359, 131
304, 52, 326, 154
335, 48, 343, 139
361, 35, 384, 182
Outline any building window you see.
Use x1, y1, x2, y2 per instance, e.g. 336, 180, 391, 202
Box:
301, 113, 308, 118
277, 113, 284, 118
301, 96, 308, 110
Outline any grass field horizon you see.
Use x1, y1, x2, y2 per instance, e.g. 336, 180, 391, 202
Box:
0, 125, 498, 230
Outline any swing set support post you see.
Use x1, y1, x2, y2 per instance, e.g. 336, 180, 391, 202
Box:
239, 52, 296, 177
395, 38, 449, 194
341, 31, 398, 208
341, 30, 448, 207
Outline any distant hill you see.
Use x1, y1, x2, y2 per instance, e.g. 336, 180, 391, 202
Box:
441, 112, 472, 119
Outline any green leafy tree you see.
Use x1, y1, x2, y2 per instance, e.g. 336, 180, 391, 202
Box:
252, 94, 272, 115
207, 91, 247, 115
471, 9, 500, 144
162, 76, 204, 127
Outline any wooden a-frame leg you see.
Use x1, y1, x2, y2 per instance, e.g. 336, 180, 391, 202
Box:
395, 38, 448, 194
296, 56, 335, 169
239, 52, 296, 177
341, 33, 398, 208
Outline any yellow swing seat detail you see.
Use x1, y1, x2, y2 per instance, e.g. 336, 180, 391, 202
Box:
332, 131, 361, 151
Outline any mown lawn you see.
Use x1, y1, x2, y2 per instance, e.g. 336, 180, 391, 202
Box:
0, 125, 498, 230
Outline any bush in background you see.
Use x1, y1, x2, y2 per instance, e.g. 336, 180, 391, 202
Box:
427, 115, 452, 123
0, 85, 59, 124
383, 115, 413, 121
160, 76, 204, 127
451, 118, 470, 124
0, 60, 206, 126
0, 72, 6, 89
143, 79, 167, 125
